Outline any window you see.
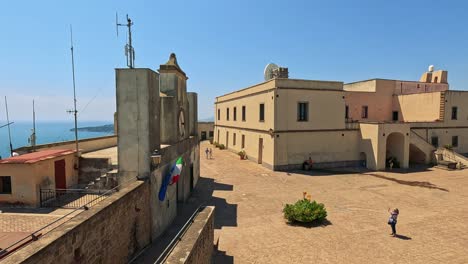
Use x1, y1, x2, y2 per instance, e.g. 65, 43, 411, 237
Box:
345, 105, 349, 119
452, 107, 458, 120
259, 103, 265, 122
241, 135, 245, 148
392, 111, 399, 121
0, 176, 12, 194
233, 107, 237, 121
226, 108, 230, 121
217, 109, 220, 121
242, 106, 246, 121
361, 106, 368, 119
297, 102, 308, 121
233, 133, 236, 146
434, 76, 439, 83
209, 131, 214, 138
431, 136, 439, 147
452, 136, 458, 147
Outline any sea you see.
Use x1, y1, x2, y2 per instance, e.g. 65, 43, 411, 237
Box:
0, 121, 113, 159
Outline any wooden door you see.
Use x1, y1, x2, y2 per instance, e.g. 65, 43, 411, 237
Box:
54, 159, 66, 189
226, 132, 229, 149
258, 138, 263, 164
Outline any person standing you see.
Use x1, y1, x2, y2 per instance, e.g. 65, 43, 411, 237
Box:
209, 148, 213, 159
388, 208, 399, 237
205, 148, 209, 159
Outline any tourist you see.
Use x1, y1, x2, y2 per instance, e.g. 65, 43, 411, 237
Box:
387, 208, 399, 237
209, 148, 213, 159
205, 148, 209, 159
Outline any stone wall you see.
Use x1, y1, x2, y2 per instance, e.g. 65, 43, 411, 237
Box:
3, 181, 151, 264
165, 206, 214, 264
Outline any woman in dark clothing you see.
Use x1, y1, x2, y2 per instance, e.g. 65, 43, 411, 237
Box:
388, 208, 399, 237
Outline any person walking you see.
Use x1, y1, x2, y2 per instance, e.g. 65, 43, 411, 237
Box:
209, 148, 213, 159
205, 148, 209, 159
388, 208, 399, 237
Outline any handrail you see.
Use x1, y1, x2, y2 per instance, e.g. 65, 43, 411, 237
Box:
152, 206, 205, 264
410, 130, 433, 146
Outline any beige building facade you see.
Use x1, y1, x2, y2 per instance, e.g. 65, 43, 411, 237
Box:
198, 122, 214, 141
214, 68, 468, 171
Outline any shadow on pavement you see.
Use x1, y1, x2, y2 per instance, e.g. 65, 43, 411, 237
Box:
213, 238, 234, 264
286, 219, 333, 229
395, 234, 412, 240
366, 173, 449, 192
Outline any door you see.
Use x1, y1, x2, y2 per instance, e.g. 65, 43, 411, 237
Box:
201, 131, 207, 141
258, 138, 263, 164
226, 132, 229, 149
189, 164, 194, 192
54, 159, 66, 189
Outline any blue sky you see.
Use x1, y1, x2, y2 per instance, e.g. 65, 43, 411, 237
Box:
1, 0, 468, 121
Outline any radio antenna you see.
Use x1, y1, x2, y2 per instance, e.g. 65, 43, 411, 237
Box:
29, 100, 37, 150
116, 13, 135, 68
67, 25, 79, 155
4, 96, 13, 156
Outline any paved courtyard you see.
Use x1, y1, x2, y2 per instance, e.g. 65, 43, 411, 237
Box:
199, 142, 468, 263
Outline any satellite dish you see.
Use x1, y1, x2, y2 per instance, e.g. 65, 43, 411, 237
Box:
428, 65, 434, 72
264, 63, 279, 81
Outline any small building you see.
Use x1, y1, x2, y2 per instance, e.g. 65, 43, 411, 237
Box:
198, 122, 214, 141
0, 149, 77, 206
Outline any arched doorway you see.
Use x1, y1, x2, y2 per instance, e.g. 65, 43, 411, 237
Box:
386, 132, 405, 168
409, 144, 427, 165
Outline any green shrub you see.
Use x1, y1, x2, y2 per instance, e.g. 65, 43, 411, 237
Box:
283, 199, 327, 223
219, 144, 225, 150
444, 144, 453, 150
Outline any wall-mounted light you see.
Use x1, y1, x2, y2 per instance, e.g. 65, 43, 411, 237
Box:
151, 149, 162, 170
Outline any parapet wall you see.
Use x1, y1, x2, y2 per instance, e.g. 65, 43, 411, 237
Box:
14, 135, 117, 155
3, 181, 151, 264
165, 206, 214, 264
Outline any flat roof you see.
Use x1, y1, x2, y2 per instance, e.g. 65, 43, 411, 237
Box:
0, 149, 76, 164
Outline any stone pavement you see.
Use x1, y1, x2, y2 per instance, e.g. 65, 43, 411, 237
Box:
199, 141, 468, 264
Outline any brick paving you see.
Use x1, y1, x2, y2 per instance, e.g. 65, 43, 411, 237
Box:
200, 141, 468, 264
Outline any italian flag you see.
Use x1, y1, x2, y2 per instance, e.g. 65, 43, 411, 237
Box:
170, 157, 183, 185
158, 157, 183, 201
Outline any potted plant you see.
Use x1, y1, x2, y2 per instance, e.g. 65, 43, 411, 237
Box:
283, 192, 327, 224
238, 150, 246, 160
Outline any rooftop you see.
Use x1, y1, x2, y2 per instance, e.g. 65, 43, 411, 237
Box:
0, 149, 76, 165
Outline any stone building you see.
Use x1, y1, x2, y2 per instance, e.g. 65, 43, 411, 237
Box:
214, 66, 468, 171
198, 122, 214, 141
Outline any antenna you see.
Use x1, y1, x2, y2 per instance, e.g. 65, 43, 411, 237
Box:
116, 13, 135, 68
67, 25, 79, 155
29, 100, 37, 150
4, 96, 13, 156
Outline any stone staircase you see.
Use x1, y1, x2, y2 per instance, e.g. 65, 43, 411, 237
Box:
78, 157, 118, 190
409, 131, 436, 164
435, 148, 467, 170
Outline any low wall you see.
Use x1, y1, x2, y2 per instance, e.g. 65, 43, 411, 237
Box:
3, 181, 151, 264
165, 206, 214, 264
14, 135, 117, 154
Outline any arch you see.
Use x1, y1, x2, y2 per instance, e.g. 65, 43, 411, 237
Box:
386, 132, 405, 168
409, 144, 427, 165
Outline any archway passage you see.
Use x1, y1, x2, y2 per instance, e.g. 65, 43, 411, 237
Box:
386, 132, 405, 168
409, 144, 427, 165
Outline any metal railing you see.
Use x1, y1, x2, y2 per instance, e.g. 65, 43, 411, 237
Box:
39, 188, 111, 209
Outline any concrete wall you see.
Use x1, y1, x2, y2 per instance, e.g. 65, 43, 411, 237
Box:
276, 89, 346, 130
3, 181, 151, 264
274, 130, 361, 169
443, 91, 468, 126
0, 154, 77, 206
161, 96, 178, 144
187, 93, 198, 136
14, 135, 117, 155
165, 206, 214, 264
412, 127, 468, 154
395, 92, 442, 122
116, 68, 161, 183
214, 126, 275, 169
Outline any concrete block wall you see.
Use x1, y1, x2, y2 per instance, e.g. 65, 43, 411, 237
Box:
116, 68, 161, 183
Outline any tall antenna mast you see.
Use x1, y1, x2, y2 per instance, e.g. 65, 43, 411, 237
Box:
116, 13, 135, 68
29, 100, 37, 150
4, 96, 13, 156
67, 25, 79, 155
